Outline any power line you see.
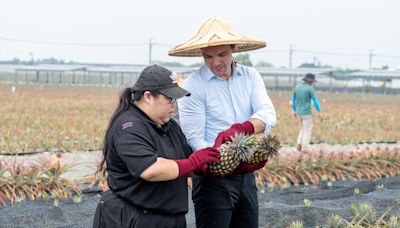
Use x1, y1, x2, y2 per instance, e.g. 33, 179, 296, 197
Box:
253, 49, 288, 53
2, 35, 398, 59
295, 49, 365, 56
376, 54, 400, 59
153, 42, 174, 47
0, 36, 145, 46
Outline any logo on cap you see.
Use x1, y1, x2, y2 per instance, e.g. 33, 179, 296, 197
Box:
169, 72, 178, 84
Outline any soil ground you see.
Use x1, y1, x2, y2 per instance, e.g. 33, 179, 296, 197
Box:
1, 143, 400, 228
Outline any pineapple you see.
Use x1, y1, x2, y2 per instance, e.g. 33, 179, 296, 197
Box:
244, 135, 281, 164
208, 133, 281, 175
208, 133, 256, 174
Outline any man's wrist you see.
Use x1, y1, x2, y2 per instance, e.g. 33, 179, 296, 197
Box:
233, 121, 254, 134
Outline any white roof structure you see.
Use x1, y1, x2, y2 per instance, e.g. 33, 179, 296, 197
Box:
344, 70, 400, 80
85, 66, 144, 74
255, 67, 335, 76
15, 64, 87, 72
85, 66, 196, 75
14, 65, 400, 82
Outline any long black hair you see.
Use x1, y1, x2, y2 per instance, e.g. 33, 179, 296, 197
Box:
97, 88, 133, 175
97, 88, 159, 176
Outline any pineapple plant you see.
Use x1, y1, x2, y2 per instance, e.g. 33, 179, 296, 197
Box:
208, 133, 256, 174
288, 220, 304, 228
350, 202, 378, 225
244, 134, 281, 164
326, 214, 346, 228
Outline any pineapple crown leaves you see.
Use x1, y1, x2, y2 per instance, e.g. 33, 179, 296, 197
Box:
226, 133, 257, 161
218, 133, 282, 162
253, 135, 282, 158
208, 133, 256, 174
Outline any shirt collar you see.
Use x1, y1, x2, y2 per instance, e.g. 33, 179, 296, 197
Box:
131, 104, 171, 132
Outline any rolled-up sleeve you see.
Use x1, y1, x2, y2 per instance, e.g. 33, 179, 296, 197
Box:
250, 71, 276, 134
114, 129, 157, 179
178, 78, 208, 151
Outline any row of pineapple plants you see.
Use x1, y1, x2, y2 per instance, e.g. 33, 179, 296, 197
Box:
85, 134, 400, 191
256, 147, 400, 187
288, 201, 400, 228
0, 155, 81, 207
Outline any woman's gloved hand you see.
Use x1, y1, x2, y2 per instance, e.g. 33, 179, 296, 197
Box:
175, 147, 220, 178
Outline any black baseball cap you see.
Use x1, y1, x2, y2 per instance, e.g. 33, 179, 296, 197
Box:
132, 65, 190, 99
303, 73, 317, 82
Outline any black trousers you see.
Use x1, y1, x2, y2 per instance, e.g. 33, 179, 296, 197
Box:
93, 191, 186, 228
192, 173, 258, 228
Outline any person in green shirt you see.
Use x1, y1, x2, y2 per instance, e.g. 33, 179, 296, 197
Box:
291, 73, 321, 151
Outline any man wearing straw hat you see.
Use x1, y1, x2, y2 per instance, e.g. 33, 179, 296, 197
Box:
169, 17, 276, 228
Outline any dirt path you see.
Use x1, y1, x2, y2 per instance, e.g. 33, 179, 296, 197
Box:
1, 142, 399, 180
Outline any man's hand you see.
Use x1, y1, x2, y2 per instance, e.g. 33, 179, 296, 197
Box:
213, 121, 254, 148
231, 160, 267, 175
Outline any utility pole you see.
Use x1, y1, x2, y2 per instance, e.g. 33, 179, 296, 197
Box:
149, 38, 153, 65
369, 49, 375, 70
29, 52, 34, 65
313, 55, 320, 67
289, 45, 293, 68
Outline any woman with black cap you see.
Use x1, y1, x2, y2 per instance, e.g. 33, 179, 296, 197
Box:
92, 64, 220, 228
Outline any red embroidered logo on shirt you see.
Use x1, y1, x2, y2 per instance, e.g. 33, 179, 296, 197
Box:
122, 122, 134, 130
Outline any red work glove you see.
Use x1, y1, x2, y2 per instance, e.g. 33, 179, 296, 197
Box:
231, 160, 267, 175
213, 121, 255, 148
175, 147, 220, 178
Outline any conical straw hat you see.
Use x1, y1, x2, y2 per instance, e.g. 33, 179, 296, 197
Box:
168, 17, 266, 57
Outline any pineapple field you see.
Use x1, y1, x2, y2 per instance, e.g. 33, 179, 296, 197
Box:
0, 83, 399, 153
1, 82, 400, 227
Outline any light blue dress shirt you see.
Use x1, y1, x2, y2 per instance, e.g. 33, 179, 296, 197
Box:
178, 64, 276, 151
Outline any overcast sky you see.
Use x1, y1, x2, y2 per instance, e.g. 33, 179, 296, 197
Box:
1, 0, 399, 69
